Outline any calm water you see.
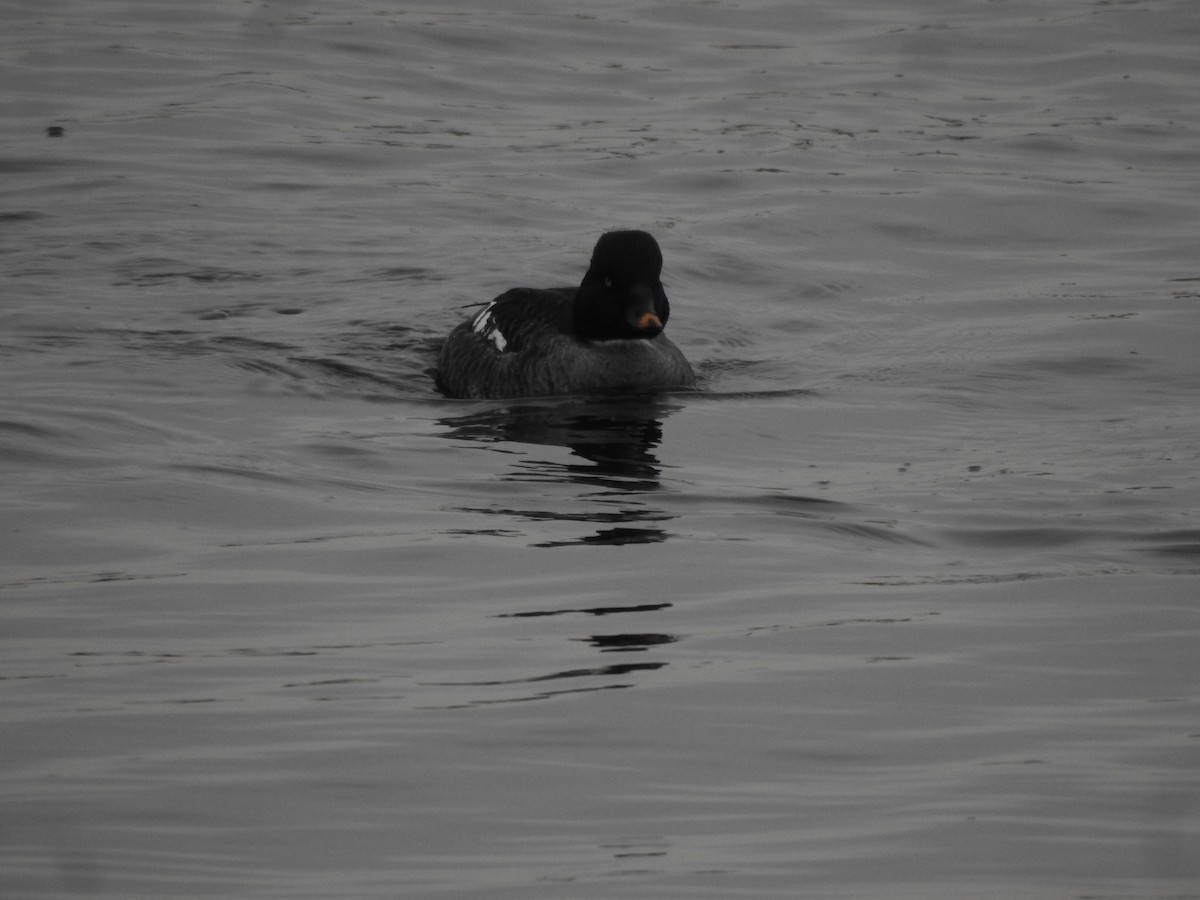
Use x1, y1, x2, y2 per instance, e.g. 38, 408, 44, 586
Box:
3, 1, 1199, 897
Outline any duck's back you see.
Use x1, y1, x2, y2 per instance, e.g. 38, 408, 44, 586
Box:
436, 288, 694, 400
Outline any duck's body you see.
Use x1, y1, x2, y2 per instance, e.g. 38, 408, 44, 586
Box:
436, 231, 695, 400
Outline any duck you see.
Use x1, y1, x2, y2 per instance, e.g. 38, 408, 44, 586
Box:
435, 230, 695, 399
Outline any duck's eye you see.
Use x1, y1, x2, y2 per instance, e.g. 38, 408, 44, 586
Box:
604, 277, 613, 288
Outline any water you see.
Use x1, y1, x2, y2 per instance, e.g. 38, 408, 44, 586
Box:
3, 1, 1199, 897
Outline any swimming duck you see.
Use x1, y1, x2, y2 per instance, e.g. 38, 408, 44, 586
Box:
435, 230, 695, 399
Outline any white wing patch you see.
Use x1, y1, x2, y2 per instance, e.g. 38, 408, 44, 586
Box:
471, 301, 508, 352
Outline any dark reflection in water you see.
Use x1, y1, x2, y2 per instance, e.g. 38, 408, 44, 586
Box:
420, 683, 634, 710
426, 660, 666, 688
433, 396, 689, 700
438, 392, 686, 546
534, 525, 668, 548
496, 602, 673, 618
438, 392, 682, 484
580, 633, 680, 653
421, 630, 679, 708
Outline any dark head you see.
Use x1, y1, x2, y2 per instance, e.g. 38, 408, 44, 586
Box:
573, 230, 671, 342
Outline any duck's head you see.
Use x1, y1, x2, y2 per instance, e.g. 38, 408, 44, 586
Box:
573, 230, 671, 342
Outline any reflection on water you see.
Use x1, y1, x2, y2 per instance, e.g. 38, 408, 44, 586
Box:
426, 660, 667, 690
438, 393, 680, 483
432, 396, 689, 702
486, 607, 681, 700
579, 633, 679, 652
438, 393, 685, 546
534, 526, 668, 548
496, 602, 673, 618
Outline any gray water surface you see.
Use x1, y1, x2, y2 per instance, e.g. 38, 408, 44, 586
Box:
3, 1, 1198, 897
